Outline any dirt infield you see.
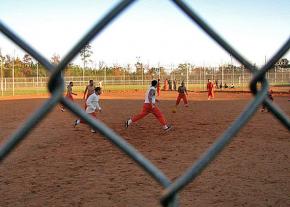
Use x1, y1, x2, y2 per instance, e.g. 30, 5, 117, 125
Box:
0, 91, 289, 207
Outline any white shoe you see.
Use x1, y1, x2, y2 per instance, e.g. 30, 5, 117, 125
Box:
164, 125, 173, 132
125, 120, 129, 128
91, 129, 96, 133
74, 119, 80, 127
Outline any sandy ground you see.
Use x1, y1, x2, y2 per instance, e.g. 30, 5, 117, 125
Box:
0, 91, 289, 207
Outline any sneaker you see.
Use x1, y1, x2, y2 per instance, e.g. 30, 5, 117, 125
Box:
91, 129, 96, 133
164, 125, 172, 132
61, 108, 65, 112
125, 120, 129, 128
74, 119, 79, 127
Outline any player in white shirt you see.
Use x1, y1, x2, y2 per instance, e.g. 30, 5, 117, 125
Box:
125, 80, 172, 131
74, 87, 102, 133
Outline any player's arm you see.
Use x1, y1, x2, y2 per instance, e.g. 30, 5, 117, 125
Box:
94, 96, 102, 112
71, 90, 77, 96
96, 101, 101, 112
83, 86, 88, 99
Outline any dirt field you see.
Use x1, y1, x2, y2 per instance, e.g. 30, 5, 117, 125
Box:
0, 91, 289, 207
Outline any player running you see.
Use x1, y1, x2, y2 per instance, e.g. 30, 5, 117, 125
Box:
83, 80, 95, 109
175, 81, 189, 108
125, 80, 172, 131
74, 87, 102, 133
61, 81, 77, 112
260, 89, 274, 112
207, 79, 214, 100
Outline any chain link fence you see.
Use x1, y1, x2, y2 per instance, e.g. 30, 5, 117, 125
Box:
0, 0, 289, 206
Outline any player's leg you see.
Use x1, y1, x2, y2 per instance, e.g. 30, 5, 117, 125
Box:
208, 90, 212, 100
183, 94, 189, 107
88, 112, 97, 133
75, 112, 97, 130
260, 103, 266, 112
152, 106, 171, 131
60, 104, 65, 112
66, 94, 74, 102
176, 94, 182, 106
125, 104, 150, 128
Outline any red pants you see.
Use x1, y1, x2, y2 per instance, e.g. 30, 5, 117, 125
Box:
80, 112, 97, 124
208, 90, 214, 98
61, 94, 73, 109
131, 103, 167, 126
176, 94, 188, 105
84, 95, 89, 110
66, 94, 74, 101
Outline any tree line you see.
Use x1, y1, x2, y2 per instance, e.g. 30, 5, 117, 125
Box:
0, 44, 288, 79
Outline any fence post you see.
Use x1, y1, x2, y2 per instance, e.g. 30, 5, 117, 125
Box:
12, 50, 15, 96
221, 65, 224, 91
199, 67, 202, 91
275, 66, 277, 84
186, 64, 189, 89
281, 68, 284, 84
1, 58, 3, 96
242, 67, 244, 91
212, 67, 214, 82
203, 66, 206, 91
123, 66, 126, 91
142, 65, 144, 89
36, 62, 39, 87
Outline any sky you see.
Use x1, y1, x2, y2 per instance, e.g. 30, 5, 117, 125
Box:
0, 0, 289, 68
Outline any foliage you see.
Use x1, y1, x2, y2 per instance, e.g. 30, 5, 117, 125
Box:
0, 50, 289, 79
80, 44, 93, 68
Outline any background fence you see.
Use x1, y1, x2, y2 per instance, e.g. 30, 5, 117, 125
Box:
1, 68, 289, 96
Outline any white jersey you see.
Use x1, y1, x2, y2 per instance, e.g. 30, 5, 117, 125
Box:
86, 93, 101, 113
144, 86, 156, 104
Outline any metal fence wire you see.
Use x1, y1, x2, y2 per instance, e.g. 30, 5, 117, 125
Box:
0, 0, 289, 206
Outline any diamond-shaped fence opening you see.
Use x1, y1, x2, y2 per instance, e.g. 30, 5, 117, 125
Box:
0, 0, 289, 207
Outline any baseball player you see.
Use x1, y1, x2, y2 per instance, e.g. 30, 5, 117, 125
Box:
83, 80, 95, 109
74, 87, 102, 133
61, 81, 77, 112
175, 81, 189, 107
125, 80, 172, 131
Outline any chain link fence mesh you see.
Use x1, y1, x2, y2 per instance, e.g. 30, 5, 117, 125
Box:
0, 0, 289, 206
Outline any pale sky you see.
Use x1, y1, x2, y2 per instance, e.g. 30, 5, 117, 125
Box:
0, 0, 289, 68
